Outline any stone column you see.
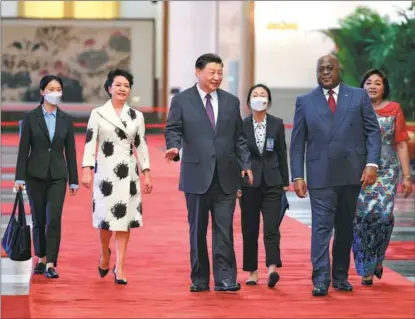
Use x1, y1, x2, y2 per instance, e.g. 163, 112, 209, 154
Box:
239, 1, 255, 118
217, 1, 254, 118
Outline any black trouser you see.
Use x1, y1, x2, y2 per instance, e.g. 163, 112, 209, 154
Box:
185, 171, 237, 285
240, 181, 282, 271
26, 172, 67, 267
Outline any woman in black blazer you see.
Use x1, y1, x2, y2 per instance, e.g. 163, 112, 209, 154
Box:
14, 75, 79, 279
239, 84, 289, 288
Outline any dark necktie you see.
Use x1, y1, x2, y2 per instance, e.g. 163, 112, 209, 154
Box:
205, 94, 215, 130
328, 89, 336, 113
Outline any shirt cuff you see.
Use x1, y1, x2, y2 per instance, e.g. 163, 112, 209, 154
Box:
15, 180, 25, 185
69, 184, 79, 189
293, 178, 304, 181
366, 163, 379, 169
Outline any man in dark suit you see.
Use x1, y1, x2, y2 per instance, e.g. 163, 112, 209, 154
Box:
290, 54, 382, 296
15, 97, 78, 278
165, 53, 253, 292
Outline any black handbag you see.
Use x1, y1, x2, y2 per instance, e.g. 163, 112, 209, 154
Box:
1, 190, 32, 261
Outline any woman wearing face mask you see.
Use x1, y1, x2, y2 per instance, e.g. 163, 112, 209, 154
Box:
353, 69, 412, 286
81, 69, 152, 285
239, 84, 289, 288
14, 75, 79, 279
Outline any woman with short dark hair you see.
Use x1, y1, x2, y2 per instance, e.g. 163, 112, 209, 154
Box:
82, 69, 153, 285
15, 75, 79, 279
353, 69, 412, 285
239, 84, 289, 288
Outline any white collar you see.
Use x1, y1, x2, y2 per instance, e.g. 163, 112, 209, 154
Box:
253, 115, 266, 128
322, 84, 340, 96
196, 84, 218, 101
103, 98, 128, 110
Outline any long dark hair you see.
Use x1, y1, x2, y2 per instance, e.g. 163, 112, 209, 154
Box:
39, 75, 63, 104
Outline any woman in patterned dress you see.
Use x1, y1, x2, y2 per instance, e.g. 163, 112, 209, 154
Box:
353, 69, 412, 285
81, 69, 152, 284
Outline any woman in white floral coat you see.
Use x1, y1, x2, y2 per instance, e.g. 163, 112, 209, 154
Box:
82, 69, 152, 285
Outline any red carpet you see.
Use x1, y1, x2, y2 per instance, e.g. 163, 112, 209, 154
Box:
2, 134, 415, 318
1, 296, 31, 319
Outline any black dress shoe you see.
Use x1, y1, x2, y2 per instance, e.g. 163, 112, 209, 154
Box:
34, 262, 46, 274
98, 248, 111, 278
374, 267, 383, 279
333, 280, 353, 292
312, 284, 328, 296
267, 272, 280, 288
44, 267, 59, 279
214, 280, 241, 292
190, 283, 209, 292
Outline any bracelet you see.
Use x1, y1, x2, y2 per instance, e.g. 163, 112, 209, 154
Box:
403, 175, 412, 182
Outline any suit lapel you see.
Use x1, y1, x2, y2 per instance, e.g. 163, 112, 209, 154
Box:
246, 115, 260, 156
190, 86, 211, 123
52, 108, 65, 144
262, 114, 272, 155
329, 83, 352, 138
189, 85, 214, 134
215, 89, 227, 136
249, 114, 270, 156
311, 88, 334, 128
97, 100, 133, 140
119, 106, 138, 139
35, 106, 50, 141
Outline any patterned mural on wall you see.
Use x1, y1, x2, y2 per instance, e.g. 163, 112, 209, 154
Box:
1, 25, 131, 104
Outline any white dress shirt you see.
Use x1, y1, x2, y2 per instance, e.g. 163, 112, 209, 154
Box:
196, 84, 218, 124
322, 84, 339, 103
253, 116, 267, 154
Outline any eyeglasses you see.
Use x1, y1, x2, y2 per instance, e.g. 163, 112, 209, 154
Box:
317, 65, 335, 73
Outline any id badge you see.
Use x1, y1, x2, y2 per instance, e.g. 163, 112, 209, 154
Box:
266, 137, 274, 152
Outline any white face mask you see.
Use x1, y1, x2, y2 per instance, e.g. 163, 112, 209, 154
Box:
250, 97, 268, 111
44, 91, 62, 106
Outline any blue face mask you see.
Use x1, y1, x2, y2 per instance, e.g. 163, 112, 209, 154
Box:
44, 92, 62, 105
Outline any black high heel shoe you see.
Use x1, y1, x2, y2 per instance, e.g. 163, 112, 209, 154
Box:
361, 278, 373, 286
113, 265, 128, 285
98, 249, 111, 278
374, 267, 383, 279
